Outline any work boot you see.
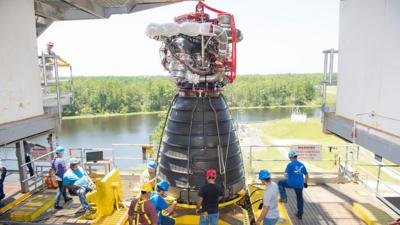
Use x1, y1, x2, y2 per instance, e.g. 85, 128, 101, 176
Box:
279, 198, 287, 203
54, 205, 63, 210
295, 213, 303, 220
65, 197, 73, 203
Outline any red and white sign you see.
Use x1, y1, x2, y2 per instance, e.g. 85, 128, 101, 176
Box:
292, 145, 322, 161
31, 146, 51, 161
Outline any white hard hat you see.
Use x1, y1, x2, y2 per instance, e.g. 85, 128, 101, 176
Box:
69, 158, 80, 165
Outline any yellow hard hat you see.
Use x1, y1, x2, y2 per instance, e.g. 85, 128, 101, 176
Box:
140, 183, 153, 193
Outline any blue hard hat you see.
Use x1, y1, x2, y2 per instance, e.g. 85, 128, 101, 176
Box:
258, 169, 271, 180
157, 180, 170, 191
69, 158, 80, 164
147, 161, 157, 169
288, 150, 298, 158
55, 146, 64, 153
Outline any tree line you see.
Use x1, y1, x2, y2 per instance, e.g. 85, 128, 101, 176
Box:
62, 74, 323, 117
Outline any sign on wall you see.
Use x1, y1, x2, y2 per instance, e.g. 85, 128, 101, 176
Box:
31, 146, 51, 161
292, 145, 322, 161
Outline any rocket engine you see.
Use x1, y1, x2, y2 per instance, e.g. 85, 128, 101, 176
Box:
146, 1, 245, 204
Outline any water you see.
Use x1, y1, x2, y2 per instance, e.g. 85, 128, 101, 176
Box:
59, 107, 320, 147
1, 107, 320, 170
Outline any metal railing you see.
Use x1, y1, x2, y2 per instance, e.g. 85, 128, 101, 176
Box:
244, 144, 359, 175
321, 48, 338, 114
39, 52, 73, 124
67, 143, 160, 171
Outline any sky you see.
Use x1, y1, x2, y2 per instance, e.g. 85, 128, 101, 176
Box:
37, 0, 339, 76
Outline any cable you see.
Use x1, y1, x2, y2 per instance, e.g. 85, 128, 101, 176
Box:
208, 94, 227, 196
156, 94, 178, 165
186, 94, 199, 203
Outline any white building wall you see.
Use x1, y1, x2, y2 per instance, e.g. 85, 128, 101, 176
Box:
0, 0, 44, 124
337, 0, 400, 136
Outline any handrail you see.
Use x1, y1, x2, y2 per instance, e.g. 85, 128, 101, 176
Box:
20, 150, 56, 168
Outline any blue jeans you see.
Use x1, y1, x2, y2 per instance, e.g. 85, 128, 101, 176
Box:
77, 187, 90, 210
55, 180, 68, 206
160, 214, 175, 225
199, 212, 218, 225
264, 217, 279, 225
278, 179, 303, 215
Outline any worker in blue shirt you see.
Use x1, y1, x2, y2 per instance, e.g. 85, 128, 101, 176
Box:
278, 150, 308, 220
63, 158, 95, 215
150, 180, 177, 225
52, 146, 72, 209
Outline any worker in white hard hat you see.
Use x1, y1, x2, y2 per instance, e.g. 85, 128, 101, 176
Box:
41, 41, 69, 93
63, 158, 95, 215
51, 146, 72, 209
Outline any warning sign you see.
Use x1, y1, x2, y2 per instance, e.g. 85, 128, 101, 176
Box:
292, 145, 322, 161
31, 146, 51, 161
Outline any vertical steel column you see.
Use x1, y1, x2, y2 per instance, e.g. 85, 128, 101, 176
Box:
376, 165, 381, 194
329, 49, 335, 84
16, 141, 29, 193
54, 57, 62, 125
42, 52, 48, 88
345, 146, 349, 175
249, 146, 253, 175
322, 52, 328, 108
48, 133, 54, 160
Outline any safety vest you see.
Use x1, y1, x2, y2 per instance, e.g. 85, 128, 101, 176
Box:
133, 199, 151, 225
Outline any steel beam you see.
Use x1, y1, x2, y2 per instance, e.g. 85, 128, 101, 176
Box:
34, 1, 65, 20
62, 0, 105, 18
0, 112, 58, 146
323, 112, 400, 164
15, 141, 29, 193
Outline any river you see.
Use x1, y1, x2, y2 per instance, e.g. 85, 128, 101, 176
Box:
58, 107, 320, 147
1, 107, 320, 170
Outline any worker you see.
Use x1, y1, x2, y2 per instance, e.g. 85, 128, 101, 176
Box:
22, 141, 35, 177
0, 164, 7, 205
278, 150, 309, 220
196, 168, 223, 225
255, 170, 279, 225
140, 161, 157, 187
63, 158, 95, 215
51, 146, 72, 209
42, 41, 68, 81
128, 183, 158, 225
150, 180, 177, 225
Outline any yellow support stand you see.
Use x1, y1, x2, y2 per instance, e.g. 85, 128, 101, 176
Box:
87, 169, 123, 217
10, 194, 55, 222
0, 192, 32, 214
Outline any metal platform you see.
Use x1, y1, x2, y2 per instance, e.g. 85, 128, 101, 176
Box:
35, 0, 190, 36
285, 183, 397, 225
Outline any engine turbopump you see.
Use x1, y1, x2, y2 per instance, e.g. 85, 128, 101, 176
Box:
146, 2, 243, 90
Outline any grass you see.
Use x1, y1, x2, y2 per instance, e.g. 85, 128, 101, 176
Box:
252, 118, 345, 145
246, 118, 400, 188
245, 118, 346, 174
